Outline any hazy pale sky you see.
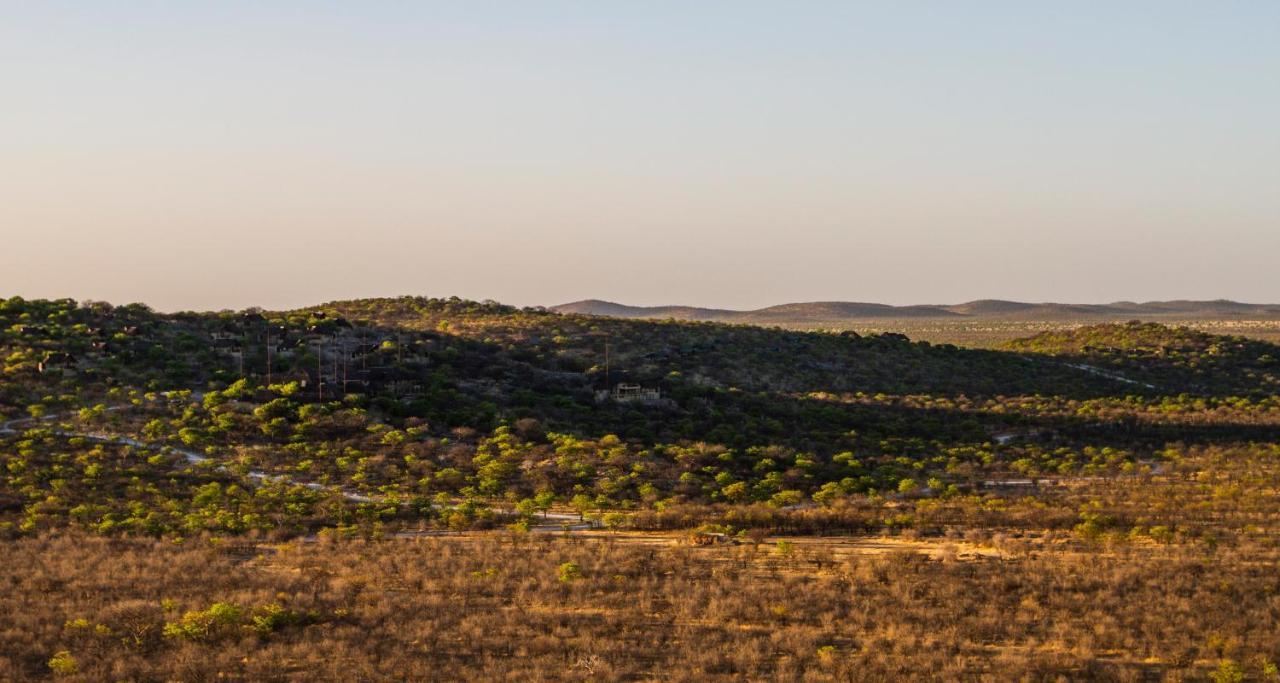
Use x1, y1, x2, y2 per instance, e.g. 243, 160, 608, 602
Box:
3, 2, 1279, 311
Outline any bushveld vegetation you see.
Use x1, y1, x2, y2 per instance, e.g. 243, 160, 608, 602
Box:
3, 295, 1279, 679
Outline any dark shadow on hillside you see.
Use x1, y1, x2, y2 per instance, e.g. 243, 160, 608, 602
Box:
6, 298, 1276, 455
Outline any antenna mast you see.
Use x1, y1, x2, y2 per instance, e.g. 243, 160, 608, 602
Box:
265, 324, 272, 386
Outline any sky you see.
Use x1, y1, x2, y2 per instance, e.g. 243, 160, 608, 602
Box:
2, 2, 1279, 312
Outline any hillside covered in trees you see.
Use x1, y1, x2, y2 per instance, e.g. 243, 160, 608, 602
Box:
4, 296, 1280, 531
3, 295, 1280, 679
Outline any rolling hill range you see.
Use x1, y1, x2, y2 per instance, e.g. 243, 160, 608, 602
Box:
552, 298, 1280, 323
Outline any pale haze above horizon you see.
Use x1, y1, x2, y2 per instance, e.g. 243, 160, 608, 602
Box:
3, 2, 1279, 312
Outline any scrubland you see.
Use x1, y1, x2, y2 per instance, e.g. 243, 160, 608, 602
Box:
4, 297, 1280, 680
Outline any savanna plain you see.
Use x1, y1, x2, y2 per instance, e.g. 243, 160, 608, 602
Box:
3, 296, 1279, 681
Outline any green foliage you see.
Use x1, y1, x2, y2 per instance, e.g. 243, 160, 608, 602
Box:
47, 650, 78, 676
1211, 659, 1245, 683
161, 601, 306, 641
1004, 322, 1280, 396
557, 562, 583, 582
5, 296, 1280, 542
163, 602, 243, 641
251, 603, 304, 634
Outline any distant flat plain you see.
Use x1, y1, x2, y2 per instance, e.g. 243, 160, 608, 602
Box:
551, 299, 1280, 347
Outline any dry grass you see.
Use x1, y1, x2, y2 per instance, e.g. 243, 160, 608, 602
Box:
2, 529, 1276, 681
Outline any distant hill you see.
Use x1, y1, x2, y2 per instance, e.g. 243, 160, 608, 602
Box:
744, 302, 962, 322
551, 298, 1280, 323
549, 300, 738, 321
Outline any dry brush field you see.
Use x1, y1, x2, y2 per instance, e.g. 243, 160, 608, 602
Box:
5, 445, 1280, 683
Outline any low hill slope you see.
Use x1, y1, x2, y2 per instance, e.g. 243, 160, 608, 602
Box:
743, 302, 959, 321
1002, 322, 1280, 396
550, 300, 738, 321
6, 295, 1280, 527
940, 300, 1039, 316
317, 297, 1134, 400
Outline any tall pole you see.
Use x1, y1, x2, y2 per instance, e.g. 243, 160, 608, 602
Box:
605, 338, 610, 389
317, 338, 323, 402
265, 325, 272, 386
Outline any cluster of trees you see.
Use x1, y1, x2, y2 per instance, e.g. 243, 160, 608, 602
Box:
814, 389, 1280, 426
10, 408, 1273, 552
7, 296, 1280, 540
319, 296, 1145, 398
0, 430, 393, 539
1004, 321, 1280, 396
86, 381, 1162, 523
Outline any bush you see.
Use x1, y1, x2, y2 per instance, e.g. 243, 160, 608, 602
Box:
557, 562, 583, 582
163, 602, 243, 641
47, 650, 78, 676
